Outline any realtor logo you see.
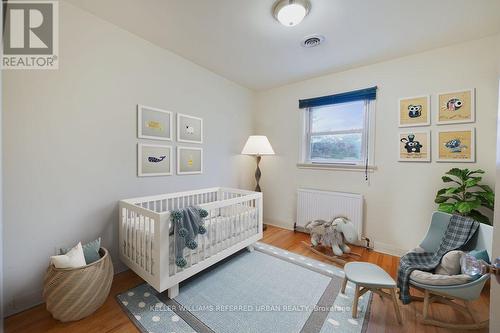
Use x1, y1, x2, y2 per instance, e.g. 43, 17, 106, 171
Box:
2, 0, 58, 69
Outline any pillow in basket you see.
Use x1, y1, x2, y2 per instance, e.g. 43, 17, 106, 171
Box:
60, 238, 101, 264
51, 242, 86, 269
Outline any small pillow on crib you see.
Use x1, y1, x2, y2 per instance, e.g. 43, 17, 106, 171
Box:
60, 237, 101, 264
435, 250, 463, 275
51, 242, 86, 269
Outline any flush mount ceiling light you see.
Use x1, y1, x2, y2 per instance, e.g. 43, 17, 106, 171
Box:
272, 0, 311, 27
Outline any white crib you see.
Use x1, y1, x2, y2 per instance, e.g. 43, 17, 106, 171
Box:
119, 187, 263, 298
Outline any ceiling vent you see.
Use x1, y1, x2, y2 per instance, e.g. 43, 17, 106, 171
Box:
301, 35, 325, 48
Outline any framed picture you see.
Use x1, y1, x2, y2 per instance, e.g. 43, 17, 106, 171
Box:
398, 130, 431, 162
138, 144, 173, 177
436, 89, 475, 125
177, 113, 203, 144
137, 105, 173, 141
177, 147, 203, 175
436, 127, 475, 162
398, 95, 430, 127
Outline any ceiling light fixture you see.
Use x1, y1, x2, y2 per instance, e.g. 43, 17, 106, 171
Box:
272, 0, 311, 27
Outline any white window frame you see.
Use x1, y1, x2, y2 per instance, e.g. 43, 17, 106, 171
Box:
298, 99, 376, 171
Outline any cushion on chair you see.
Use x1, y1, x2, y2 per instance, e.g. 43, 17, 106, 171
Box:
435, 250, 464, 275
468, 249, 490, 264
410, 270, 473, 286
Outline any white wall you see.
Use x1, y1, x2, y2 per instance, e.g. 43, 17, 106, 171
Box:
2, 2, 254, 315
255, 35, 500, 255
490, 33, 500, 333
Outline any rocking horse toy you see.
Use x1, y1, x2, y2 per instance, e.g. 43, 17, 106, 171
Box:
302, 216, 361, 265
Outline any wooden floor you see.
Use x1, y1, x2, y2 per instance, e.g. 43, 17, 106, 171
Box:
5, 225, 490, 333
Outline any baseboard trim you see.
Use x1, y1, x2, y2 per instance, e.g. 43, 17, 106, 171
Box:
264, 221, 295, 231
373, 241, 407, 257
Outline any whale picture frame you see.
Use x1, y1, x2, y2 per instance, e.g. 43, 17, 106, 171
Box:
138, 144, 173, 177
177, 113, 203, 144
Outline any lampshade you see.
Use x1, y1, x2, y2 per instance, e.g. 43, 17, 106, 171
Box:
241, 136, 275, 156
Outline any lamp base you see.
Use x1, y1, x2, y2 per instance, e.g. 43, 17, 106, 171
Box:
254, 155, 262, 192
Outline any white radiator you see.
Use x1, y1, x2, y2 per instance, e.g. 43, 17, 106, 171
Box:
296, 188, 363, 242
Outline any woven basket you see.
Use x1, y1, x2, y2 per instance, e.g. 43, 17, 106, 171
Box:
43, 247, 114, 322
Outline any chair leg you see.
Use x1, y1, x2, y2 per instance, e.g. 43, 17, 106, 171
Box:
417, 291, 489, 330
352, 284, 360, 318
422, 290, 430, 320
341, 277, 348, 294
390, 288, 403, 324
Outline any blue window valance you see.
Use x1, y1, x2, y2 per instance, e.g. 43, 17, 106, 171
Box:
298, 86, 377, 109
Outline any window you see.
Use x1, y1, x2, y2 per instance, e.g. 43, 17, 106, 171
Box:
299, 87, 376, 169
307, 101, 367, 163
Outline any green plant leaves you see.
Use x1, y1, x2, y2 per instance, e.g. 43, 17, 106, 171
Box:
434, 196, 448, 204
468, 210, 491, 225
465, 178, 481, 188
478, 184, 493, 193
438, 203, 456, 214
441, 176, 454, 182
445, 187, 460, 195
467, 169, 485, 176
445, 168, 463, 179
456, 200, 481, 214
436, 168, 494, 225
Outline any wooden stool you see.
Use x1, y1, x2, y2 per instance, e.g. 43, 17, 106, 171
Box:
342, 262, 402, 324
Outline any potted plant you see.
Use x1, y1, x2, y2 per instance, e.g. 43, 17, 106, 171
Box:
434, 168, 494, 225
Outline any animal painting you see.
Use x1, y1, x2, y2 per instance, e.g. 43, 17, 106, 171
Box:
400, 134, 423, 153
444, 139, 467, 153
444, 98, 463, 111
408, 104, 422, 118
148, 155, 166, 163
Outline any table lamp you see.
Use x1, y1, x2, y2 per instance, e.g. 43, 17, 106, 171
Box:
241, 135, 275, 192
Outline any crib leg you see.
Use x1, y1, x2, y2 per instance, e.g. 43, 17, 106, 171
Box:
246, 245, 255, 252
167, 284, 179, 299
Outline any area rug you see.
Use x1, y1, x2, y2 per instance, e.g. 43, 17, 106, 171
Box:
117, 242, 371, 333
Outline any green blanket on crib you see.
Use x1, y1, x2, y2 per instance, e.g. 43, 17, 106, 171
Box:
170, 207, 208, 268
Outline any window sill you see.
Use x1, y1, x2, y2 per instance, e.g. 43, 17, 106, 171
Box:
296, 163, 377, 172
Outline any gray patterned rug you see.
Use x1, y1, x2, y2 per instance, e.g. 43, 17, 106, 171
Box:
117, 242, 371, 333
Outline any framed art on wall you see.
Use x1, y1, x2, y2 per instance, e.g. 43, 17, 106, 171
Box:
177, 146, 203, 175
398, 95, 430, 127
436, 127, 475, 162
436, 89, 475, 125
398, 130, 431, 162
138, 144, 173, 177
177, 113, 203, 144
137, 105, 173, 141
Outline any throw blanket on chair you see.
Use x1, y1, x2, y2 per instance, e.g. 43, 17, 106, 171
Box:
397, 215, 479, 304
170, 207, 208, 268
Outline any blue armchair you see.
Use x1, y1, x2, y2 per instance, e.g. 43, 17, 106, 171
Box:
408, 211, 492, 330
